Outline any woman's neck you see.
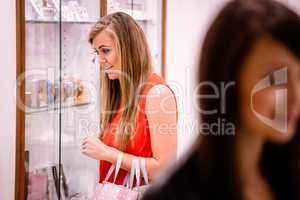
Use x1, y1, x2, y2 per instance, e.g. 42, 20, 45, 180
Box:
236, 128, 264, 179
235, 128, 273, 200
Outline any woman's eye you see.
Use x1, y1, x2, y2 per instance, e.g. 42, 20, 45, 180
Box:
102, 49, 110, 54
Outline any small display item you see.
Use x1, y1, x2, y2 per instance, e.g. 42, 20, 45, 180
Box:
28, 79, 40, 108
74, 80, 90, 104
26, 164, 70, 200
25, 91, 32, 108
38, 80, 48, 107
41, 0, 56, 20
27, 169, 48, 200
29, 0, 56, 20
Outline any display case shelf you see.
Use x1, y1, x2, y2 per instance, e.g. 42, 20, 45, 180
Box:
25, 19, 97, 24
25, 18, 151, 24
25, 101, 93, 115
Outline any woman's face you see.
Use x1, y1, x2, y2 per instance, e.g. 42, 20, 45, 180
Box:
93, 29, 121, 80
239, 36, 300, 144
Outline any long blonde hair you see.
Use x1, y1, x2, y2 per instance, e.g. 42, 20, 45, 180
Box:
89, 12, 153, 150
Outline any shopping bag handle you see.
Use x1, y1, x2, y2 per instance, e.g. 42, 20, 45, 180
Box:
125, 157, 149, 190
140, 158, 149, 185
103, 152, 124, 183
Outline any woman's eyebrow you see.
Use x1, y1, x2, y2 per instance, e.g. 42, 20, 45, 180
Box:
97, 45, 109, 50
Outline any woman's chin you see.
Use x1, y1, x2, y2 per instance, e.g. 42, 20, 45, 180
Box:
106, 73, 119, 80
267, 126, 297, 144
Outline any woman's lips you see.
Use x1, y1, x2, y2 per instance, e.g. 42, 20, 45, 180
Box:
104, 66, 113, 71
287, 112, 298, 125
275, 112, 298, 130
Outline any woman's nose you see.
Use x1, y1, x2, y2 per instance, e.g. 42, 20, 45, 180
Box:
99, 56, 106, 64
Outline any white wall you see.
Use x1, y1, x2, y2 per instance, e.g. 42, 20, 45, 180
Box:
166, 0, 229, 157
0, 0, 16, 200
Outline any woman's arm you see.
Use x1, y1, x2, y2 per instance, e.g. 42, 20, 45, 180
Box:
82, 84, 177, 180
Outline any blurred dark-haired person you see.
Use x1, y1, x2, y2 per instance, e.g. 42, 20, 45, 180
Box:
143, 0, 300, 199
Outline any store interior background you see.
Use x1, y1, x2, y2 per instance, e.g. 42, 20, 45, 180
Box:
1, 0, 299, 199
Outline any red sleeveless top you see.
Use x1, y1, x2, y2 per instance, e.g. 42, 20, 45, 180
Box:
99, 73, 177, 185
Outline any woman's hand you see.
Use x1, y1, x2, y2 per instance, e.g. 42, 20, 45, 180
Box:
81, 136, 117, 161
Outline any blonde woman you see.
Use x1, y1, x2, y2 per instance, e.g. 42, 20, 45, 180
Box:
82, 12, 178, 186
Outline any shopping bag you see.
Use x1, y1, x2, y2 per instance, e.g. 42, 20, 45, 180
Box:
92, 153, 138, 200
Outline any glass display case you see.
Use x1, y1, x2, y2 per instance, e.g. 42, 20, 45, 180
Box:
24, 0, 100, 199
15, 0, 166, 199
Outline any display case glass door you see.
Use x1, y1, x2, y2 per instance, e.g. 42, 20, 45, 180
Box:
24, 0, 100, 199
